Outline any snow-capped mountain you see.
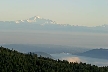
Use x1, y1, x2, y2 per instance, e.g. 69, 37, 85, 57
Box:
15, 16, 57, 25
0, 16, 108, 33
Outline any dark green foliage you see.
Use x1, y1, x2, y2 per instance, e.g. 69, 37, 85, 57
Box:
0, 46, 108, 72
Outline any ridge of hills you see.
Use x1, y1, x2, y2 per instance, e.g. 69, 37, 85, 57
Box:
77, 48, 108, 60
2, 44, 89, 54
30, 51, 53, 59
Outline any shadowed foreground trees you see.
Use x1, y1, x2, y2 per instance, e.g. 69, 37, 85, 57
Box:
0, 46, 108, 72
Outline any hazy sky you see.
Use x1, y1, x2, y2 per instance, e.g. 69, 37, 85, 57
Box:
0, 32, 108, 48
0, 0, 108, 26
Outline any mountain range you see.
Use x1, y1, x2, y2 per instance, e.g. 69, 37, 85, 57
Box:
1, 44, 89, 54
77, 48, 108, 60
0, 16, 108, 33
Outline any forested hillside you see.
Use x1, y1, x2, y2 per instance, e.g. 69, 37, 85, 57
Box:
0, 46, 108, 72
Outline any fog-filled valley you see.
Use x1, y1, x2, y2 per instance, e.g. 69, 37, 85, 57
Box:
1, 43, 108, 67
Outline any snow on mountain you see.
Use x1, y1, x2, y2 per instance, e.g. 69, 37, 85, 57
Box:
27, 16, 41, 22
1, 16, 108, 33
29, 16, 41, 20
15, 16, 57, 25
15, 20, 25, 23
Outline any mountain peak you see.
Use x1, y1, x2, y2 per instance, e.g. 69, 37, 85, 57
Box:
29, 16, 41, 20
35, 16, 40, 19
15, 16, 58, 24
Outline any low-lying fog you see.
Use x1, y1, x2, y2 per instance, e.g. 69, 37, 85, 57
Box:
51, 53, 108, 67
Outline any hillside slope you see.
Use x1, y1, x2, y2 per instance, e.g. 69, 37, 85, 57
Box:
0, 46, 108, 72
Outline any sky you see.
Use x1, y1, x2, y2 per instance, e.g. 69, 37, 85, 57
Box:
0, 0, 108, 26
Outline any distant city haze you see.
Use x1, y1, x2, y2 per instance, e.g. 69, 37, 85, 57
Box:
0, 0, 108, 26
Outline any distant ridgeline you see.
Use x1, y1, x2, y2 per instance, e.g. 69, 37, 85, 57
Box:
0, 16, 108, 33
0, 46, 108, 72
77, 48, 108, 60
